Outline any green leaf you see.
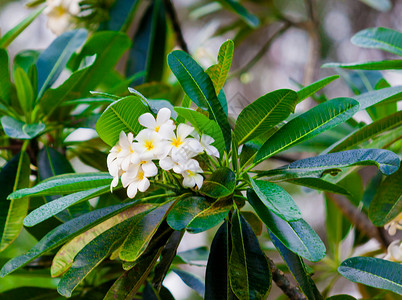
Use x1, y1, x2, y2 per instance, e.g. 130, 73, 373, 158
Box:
229, 210, 271, 300
288, 178, 351, 196
0, 153, 30, 251
167, 50, 231, 151
259, 149, 400, 180
36, 29, 88, 100
23, 185, 110, 227
200, 167, 236, 198
358, 0, 391, 12
351, 27, 402, 56
354, 86, 402, 111
323, 60, 402, 70
254, 98, 359, 164
338, 257, 402, 295
206, 40, 234, 94
1, 116, 45, 140
235, 89, 298, 144
0, 272, 59, 293
248, 178, 302, 222
328, 111, 402, 152
51, 203, 154, 277
95, 95, 149, 147
13, 50, 41, 74
369, 166, 402, 226
119, 203, 170, 262
0, 8, 44, 48
8, 173, 112, 200
99, 0, 140, 31
247, 190, 326, 262
270, 233, 322, 300
172, 269, 205, 298
219, 0, 259, 27
167, 195, 232, 233
174, 107, 225, 156
0, 48, 11, 104
0, 200, 163, 277
13, 67, 34, 115
297, 75, 340, 102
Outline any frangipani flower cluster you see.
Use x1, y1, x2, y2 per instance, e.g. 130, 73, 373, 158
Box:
44, 0, 82, 35
107, 108, 219, 198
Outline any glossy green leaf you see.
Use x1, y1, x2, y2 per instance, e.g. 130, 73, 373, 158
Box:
359, 0, 391, 11
229, 210, 271, 300
0, 200, 165, 277
173, 269, 205, 298
270, 233, 322, 300
339, 257, 402, 294
259, 149, 400, 180
36, 29, 87, 100
369, 166, 402, 226
23, 185, 110, 227
369, 126, 402, 149
247, 190, 326, 262
13, 50, 40, 74
219, 0, 259, 27
0, 8, 44, 48
13, 67, 34, 115
351, 27, 402, 56
8, 173, 112, 200
288, 178, 351, 196
167, 195, 232, 233
0, 272, 59, 293
241, 211, 263, 236
95, 95, 149, 147
200, 167, 236, 198
0, 49, 11, 104
174, 107, 225, 156
329, 111, 402, 152
167, 50, 231, 150
249, 178, 302, 222
354, 86, 402, 111
0, 153, 30, 251
175, 246, 209, 265
235, 89, 298, 144
254, 98, 359, 164
323, 60, 402, 70
206, 40, 234, 94
297, 75, 340, 102
118, 203, 170, 262
1, 116, 45, 140
99, 0, 139, 31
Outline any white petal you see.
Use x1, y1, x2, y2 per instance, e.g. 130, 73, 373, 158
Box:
201, 134, 215, 145
182, 175, 195, 188
110, 177, 119, 192
156, 107, 171, 124
177, 123, 195, 139
158, 126, 176, 140
142, 161, 158, 177
119, 131, 130, 148
121, 156, 132, 171
159, 157, 175, 170
205, 144, 220, 158
138, 177, 150, 192
139, 113, 156, 129
194, 174, 204, 189
127, 183, 138, 198
121, 172, 134, 188
186, 139, 203, 154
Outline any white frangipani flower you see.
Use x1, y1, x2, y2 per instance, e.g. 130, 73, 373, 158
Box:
121, 165, 156, 199
133, 130, 167, 160
193, 132, 219, 158
107, 131, 138, 173
384, 212, 402, 236
44, 0, 81, 35
180, 159, 204, 189
138, 107, 175, 135
159, 156, 183, 173
384, 240, 402, 262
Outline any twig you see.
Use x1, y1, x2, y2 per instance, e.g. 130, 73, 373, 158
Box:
303, 0, 320, 85
266, 255, 307, 300
163, 0, 189, 53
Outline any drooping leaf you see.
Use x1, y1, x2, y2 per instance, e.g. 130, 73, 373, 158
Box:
241, 211, 263, 236
167, 195, 232, 233
229, 210, 271, 300
287, 178, 351, 196
368, 166, 402, 226
338, 257, 402, 295
95, 95, 149, 147
23, 185, 110, 227
172, 269, 205, 298
174, 107, 225, 156
206, 40, 234, 94
248, 178, 302, 222
13, 67, 34, 115
8, 173, 112, 200
270, 233, 322, 300
0, 153, 30, 251
351, 27, 402, 56
297, 75, 340, 102
1, 116, 45, 140
354, 85, 402, 111
0, 49, 11, 104
323, 60, 402, 70
167, 50, 231, 151
36, 29, 87, 100
254, 97, 359, 164
99, 0, 140, 31
219, 0, 259, 27
259, 149, 400, 181
235, 89, 298, 144
200, 167, 236, 198
247, 190, 326, 262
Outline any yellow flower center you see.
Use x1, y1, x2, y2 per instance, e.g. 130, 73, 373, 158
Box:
137, 170, 145, 180
186, 170, 195, 176
144, 140, 154, 151
155, 125, 161, 132
172, 137, 183, 148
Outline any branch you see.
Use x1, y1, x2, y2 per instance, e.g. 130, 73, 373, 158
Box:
303, 0, 320, 85
163, 0, 189, 53
266, 255, 307, 300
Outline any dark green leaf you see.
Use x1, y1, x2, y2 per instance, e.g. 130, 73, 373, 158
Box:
288, 178, 351, 196
219, 0, 259, 27
297, 75, 340, 102
200, 167, 236, 198
13, 50, 40, 74
351, 27, 402, 56
167, 50, 231, 151
338, 257, 402, 294
354, 86, 402, 111
99, 0, 140, 31
235, 89, 298, 144
95, 96, 149, 147
13, 67, 34, 115
1, 116, 45, 140
254, 98, 359, 164
247, 190, 326, 262
323, 60, 402, 70
176, 246, 209, 265
173, 269, 205, 298
0, 49, 11, 104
